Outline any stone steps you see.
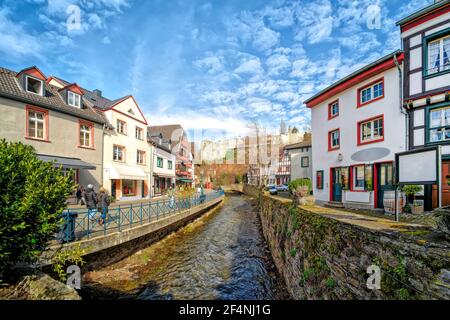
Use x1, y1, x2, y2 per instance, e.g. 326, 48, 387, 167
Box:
325, 201, 345, 209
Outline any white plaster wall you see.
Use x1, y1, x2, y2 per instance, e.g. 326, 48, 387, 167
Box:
409, 34, 422, 47
311, 67, 406, 206
409, 72, 423, 96
401, 12, 450, 38
409, 47, 422, 70
413, 109, 425, 127
289, 148, 313, 181
426, 73, 450, 91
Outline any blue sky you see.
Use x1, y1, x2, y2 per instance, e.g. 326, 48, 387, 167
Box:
0, 0, 431, 140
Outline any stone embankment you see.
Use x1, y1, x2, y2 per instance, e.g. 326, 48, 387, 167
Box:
243, 184, 450, 300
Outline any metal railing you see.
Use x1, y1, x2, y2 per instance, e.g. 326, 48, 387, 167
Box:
57, 190, 225, 243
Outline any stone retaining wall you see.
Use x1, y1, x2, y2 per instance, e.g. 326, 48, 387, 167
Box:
243, 184, 450, 300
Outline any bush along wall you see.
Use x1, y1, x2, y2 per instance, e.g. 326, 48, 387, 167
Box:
243, 184, 450, 300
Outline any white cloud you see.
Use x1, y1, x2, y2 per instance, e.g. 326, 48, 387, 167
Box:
266, 53, 291, 76
194, 54, 225, 74
0, 8, 44, 61
234, 57, 263, 76
147, 113, 249, 137
294, 0, 333, 44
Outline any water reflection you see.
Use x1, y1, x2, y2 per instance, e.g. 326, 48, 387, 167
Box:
82, 195, 288, 300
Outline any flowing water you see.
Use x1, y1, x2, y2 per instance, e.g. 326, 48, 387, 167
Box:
81, 194, 288, 300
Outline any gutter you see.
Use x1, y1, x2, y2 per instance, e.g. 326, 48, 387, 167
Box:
393, 54, 409, 151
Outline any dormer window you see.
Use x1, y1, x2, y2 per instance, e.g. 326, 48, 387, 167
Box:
68, 91, 81, 108
26, 75, 44, 96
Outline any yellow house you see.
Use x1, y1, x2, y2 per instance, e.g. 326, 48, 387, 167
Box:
48, 77, 152, 201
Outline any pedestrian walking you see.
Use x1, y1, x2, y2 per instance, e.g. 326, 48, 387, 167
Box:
168, 185, 175, 209
76, 185, 85, 205
97, 187, 111, 226
83, 184, 98, 222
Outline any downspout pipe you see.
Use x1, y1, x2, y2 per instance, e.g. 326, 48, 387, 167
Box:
394, 54, 408, 151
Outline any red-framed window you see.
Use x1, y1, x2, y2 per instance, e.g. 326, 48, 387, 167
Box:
349, 164, 374, 192
357, 114, 384, 146
25, 105, 50, 142
328, 129, 340, 151
316, 170, 324, 189
357, 77, 384, 108
328, 100, 339, 120
78, 120, 94, 149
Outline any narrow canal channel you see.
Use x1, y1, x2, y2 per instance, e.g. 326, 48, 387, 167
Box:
81, 194, 289, 300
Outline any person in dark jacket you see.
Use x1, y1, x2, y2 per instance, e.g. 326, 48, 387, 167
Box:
97, 187, 110, 226
83, 184, 98, 221
76, 185, 84, 205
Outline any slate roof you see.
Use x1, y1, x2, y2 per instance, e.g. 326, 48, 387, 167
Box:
0, 67, 106, 124
284, 140, 312, 150
148, 124, 187, 153
51, 76, 131, 111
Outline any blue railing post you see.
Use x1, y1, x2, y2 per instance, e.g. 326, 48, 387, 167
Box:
130, 204, 133, 227
140, 202, 143, 225
156, 200, 159, 219
118, 205, 121, 232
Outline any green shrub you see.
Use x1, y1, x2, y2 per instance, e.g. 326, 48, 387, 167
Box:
288, 178, 312, 194
52, 245, 86, 282
0, 140, 75, 276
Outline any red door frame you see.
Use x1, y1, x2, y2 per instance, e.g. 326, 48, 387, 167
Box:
373, 160, 394, 209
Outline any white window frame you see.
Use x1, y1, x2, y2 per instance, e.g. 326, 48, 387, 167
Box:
330, 101, 339, 117
429, 106, 450, 142
427, 35, 450, 75
68, 91, 81, 108
137, 150, 145, 164
330, 130, 340, 149
135, 127, 143, 140
117, 120, 127, 135
25, 75, 44, 96
360, 117, 384, 142
360, 80, 383, 104
353, 165, 365, 191
28, 110, 45, 139
113, 145, 125, 162
79, 124, 91, 147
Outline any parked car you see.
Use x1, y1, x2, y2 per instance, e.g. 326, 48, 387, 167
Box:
268, 186, 278, 195
265, 184, 276, 191
276, 184, 289, 192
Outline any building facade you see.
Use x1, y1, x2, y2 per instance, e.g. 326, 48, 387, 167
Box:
285, 140, 312, 182
0, 66, 104, 203
305, 52, 406, 210
149, 125, 195, 187
48, 76, 152, 201
276, 149, 291, 185
148, 133, 176, 196
397, 0, 450, 209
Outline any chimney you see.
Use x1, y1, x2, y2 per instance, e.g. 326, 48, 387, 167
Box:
93, 89, 102, 97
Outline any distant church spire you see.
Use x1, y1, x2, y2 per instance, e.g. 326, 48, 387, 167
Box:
279, 119, 287, 135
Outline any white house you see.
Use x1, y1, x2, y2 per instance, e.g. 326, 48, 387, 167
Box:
397, 0, 450, 210
305, 51, 406, 210
284, 139, 312, 182
148, 132, 176, 197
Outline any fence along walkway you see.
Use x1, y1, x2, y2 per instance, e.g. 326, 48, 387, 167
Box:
58, 191, 225, 243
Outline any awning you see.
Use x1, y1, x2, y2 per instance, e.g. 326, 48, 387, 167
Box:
37, 154, 96, 170
109, 164, 147, 181
177, 178, 193, 183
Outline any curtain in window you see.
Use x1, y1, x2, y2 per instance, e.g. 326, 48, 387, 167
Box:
428, 41, 440, 73
444, 38, 450, 70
